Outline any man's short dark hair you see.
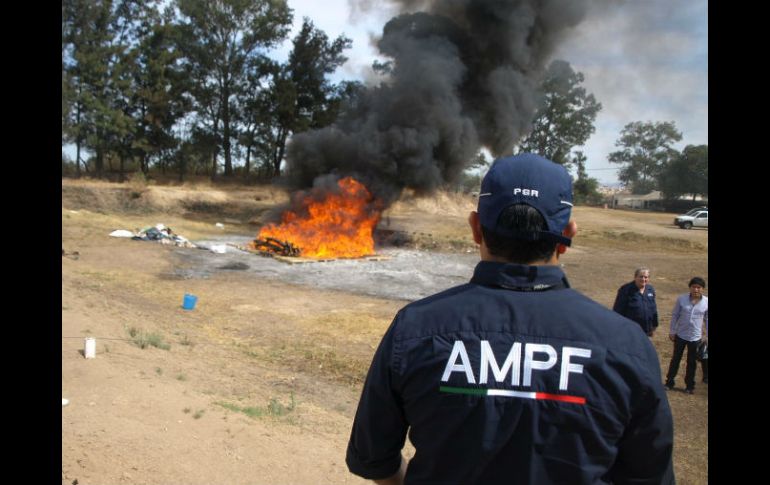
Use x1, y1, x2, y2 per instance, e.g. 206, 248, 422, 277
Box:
688, 277, 706, 288
481, 204, 558, 264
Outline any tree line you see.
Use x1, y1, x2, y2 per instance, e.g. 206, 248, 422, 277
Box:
607, 121, 707, 201
464, 60, 706, 204
512, 60, 706, 203
62, 0, 706, 204
62, 0, 357, 181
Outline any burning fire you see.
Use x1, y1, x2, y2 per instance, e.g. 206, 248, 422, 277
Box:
256, 177, 382, 259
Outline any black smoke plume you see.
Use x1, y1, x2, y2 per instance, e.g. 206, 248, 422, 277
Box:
286, 0, 590, 204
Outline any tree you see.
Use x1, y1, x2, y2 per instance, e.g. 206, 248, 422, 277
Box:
247, 17, 352, 178
467, 150, 491, 171
131, 5, 191, 176
62, 0, 114, 176
571, 151, 603, 205
659, 144, 708, 201
174, 0, 292, 177
516, 60, 602, 167
63, 0, 162, 179
236, 55, 269, 179
608, 121, 682, 194
242, 60, 295, 178
108, 0, 166, 181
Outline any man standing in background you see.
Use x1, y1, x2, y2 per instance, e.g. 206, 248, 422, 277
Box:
665, 277, 708, 394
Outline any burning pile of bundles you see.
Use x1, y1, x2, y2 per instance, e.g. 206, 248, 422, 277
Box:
250, 237, 301, 257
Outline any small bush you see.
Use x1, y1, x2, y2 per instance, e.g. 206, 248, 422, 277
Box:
127, 328, 171, 350
268, 393, 297, 416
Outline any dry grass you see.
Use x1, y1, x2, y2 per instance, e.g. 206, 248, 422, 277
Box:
388, 188, 475, 216
62, 178, 708, 484
577, 228, 707, 252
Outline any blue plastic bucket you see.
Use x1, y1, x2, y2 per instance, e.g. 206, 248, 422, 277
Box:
182, 293, 198, 310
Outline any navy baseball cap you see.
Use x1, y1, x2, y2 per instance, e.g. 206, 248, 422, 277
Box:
478, 153, 574, 246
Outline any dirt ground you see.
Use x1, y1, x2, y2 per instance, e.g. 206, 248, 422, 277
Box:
61, 178, 708, 484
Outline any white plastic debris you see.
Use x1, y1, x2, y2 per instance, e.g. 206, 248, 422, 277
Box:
215, 223, 225, 229
211, 244, 227, 254
62, 398, 70, 407
84, 338, 96, 358
109, 229, 136, 238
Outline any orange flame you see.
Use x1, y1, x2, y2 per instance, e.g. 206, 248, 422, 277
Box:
257, 177, 382, 259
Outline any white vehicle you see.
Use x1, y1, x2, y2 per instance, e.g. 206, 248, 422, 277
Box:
674, 209, 708, 229
681, 206, 707, 216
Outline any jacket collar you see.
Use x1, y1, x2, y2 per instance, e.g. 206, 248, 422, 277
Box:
471, 261, 570, 292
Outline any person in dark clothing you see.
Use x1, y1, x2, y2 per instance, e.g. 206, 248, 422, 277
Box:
612, 268, 659, 336
697, 340, 708, 383
346, 154, 675, 485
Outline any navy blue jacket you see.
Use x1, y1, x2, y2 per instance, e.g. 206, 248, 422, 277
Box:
347, 262, 674, 484
612, 282, 659, 335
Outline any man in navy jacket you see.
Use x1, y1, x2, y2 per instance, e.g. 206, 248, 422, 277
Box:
346, 154, 675, 484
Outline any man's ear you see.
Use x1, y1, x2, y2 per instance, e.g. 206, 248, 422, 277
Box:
564, 220, 578, 239
469, 211, 483, 245
556, 220, 578, 255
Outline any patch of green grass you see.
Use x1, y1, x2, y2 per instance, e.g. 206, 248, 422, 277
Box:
145, 333, 171, 350
238, 344, 260, 359
268, 394, 297, 416
155, 367, 163, 375
193, 409, 205, 419
176, 373, 187, 381
127, 327, 171, 350
217, 402, 265, 418
215, 393, 297, 420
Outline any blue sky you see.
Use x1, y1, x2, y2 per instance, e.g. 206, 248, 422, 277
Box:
276, 0, 708, 185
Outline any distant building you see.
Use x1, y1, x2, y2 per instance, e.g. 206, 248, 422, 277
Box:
597, 184, 625, 197
611, 191, 707, 211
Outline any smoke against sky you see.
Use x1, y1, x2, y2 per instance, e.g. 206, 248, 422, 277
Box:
553, 0, 707, 184
279, 0, 708, 186
285, 0, 591, 202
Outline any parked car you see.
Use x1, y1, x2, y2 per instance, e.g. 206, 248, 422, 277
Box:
682, 206, 707, 216
674, 209, 708, 229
